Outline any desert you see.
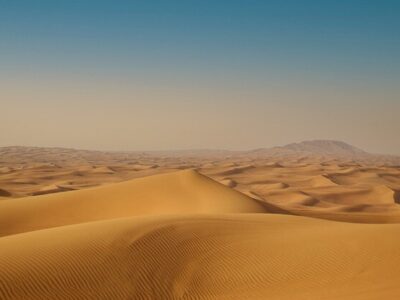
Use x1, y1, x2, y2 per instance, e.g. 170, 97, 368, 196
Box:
1, 141, 400, 299
2, 1, 399, 298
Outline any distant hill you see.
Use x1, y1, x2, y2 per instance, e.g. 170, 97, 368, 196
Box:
245, 140, 400, 165
276, 140, 367, 156
248, 140, 368, 157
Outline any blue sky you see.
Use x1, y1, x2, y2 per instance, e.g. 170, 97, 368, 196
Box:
2, 0, 399, 78
1, 1, 399, 153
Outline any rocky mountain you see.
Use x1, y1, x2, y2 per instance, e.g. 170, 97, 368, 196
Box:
276, 140, 367, 156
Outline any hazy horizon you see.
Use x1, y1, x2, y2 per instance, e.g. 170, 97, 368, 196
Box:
1, 1, 399, 155
1, 139, 397, 157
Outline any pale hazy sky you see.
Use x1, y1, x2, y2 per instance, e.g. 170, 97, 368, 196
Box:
1, 1, 399, 154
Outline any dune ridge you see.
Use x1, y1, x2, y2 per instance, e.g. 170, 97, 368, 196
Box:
1, 146, 400, 299
0, 170, 268, 237
1, 214, 400, 299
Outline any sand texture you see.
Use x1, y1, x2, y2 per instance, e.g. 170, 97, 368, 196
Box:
1, 144, 400, 299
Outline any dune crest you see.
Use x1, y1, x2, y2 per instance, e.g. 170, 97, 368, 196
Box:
1, 146, 400, 299
0, 170, 268, 237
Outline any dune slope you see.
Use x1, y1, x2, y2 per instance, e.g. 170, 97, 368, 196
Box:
1, 214, 400, 300
0, 170, 268, 237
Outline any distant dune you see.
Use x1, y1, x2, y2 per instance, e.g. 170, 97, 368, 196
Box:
1, 143, 400, 299
0, 188, 11, 197
1, 140, 400, 165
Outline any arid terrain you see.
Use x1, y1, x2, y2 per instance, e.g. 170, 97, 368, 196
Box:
1, 140, 400, 299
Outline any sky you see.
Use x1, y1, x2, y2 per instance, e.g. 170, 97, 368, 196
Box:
1, 0, 399, 154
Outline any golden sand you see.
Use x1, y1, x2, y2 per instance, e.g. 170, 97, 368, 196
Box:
1, 146, 400, 299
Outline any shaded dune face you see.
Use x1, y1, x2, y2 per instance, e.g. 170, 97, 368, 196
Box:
1, 215, 400, 300
394, 190, 400, 204
0, 188, 11, 197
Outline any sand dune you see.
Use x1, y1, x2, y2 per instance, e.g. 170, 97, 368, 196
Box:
216, 165, 255, 176
31, 184, 75, 196
251, 182, 289, 192
219, 178, 237, 188
0, 188, 11, 197
307, 174, 338, 187
1, 146, 400, 299
200, 161, 400, 221
90, 166, 116, 174
304, 185, 397, 206
1, 214, 400, 300
0, 167, 13, 174
2, 150, 400, 222
0, 170, 268, 237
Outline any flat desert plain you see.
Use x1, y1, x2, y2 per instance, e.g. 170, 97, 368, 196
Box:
1, 142, 400, 299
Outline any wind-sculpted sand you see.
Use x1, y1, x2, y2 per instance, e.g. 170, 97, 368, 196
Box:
205, 163, 400, 223
0, 170, 268, 237
1, 145, 400, 299
1, 214, 400, 299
